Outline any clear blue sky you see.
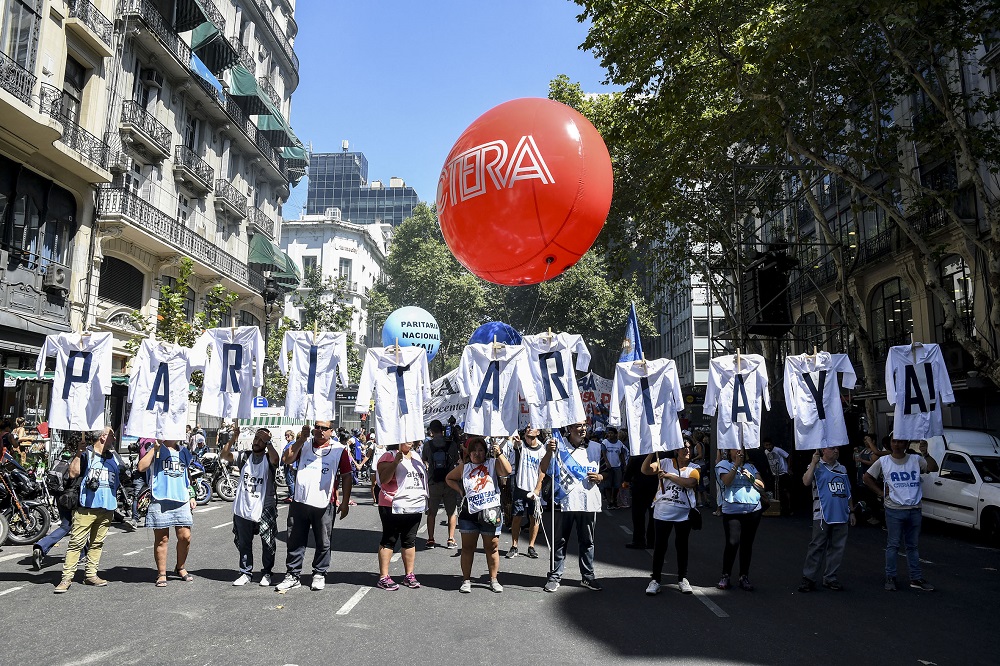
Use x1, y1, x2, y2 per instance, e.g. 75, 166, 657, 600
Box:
283, 1, 617, 217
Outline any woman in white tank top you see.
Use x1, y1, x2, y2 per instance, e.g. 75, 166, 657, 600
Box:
641, 444, 700, 596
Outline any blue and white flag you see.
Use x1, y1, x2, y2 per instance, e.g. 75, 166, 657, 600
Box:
619, 301, 644, 363
548, 430, 588, 504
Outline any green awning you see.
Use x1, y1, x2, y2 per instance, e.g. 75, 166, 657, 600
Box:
191, 23, 239, 76
228, 65, 270, 116
175, 0, 213, 33
247, 233, 285, 273
257, 113, 297, 147
282, 145, 307, 161
273, 250, 301, 291
5, 370, 129, 385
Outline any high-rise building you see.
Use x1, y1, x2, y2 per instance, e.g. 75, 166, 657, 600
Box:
1, 0, 304, 432
306, 143, 419, 225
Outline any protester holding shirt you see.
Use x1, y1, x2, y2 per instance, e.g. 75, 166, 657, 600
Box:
222, 427, 279, 587
375, 441, 429, 591
446, 437, 511, 593
138, 438, 197, 587
642, 444, 699, 596
716, 448, 765, 591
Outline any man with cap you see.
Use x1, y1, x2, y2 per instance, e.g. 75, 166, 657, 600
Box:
276, 421, 354, 592
221, 427, 279, 587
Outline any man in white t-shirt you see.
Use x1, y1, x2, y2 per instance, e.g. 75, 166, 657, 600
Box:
863, 438, 938, 592
763, 439, 792, 516
543, 422, 605, 593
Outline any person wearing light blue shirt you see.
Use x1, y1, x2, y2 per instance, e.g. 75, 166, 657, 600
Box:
798, 447, 855, 593
54, 428, 121, 594
715, 448, 765, 591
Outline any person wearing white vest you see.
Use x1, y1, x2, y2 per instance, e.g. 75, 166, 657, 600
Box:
864, 438, 938, 592
798, 447, 855, 593
222, 427, 279, 587
375, 440, 429, 591
276, 421, 353, 592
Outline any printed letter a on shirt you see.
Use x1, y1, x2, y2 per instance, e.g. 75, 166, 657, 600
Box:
146, 362, 170, 411
731, 373, 752, 423
903, 364, 936, 414
475, 360, 501, 410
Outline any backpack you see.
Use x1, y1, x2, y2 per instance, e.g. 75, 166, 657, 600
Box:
430, 441, 450, 483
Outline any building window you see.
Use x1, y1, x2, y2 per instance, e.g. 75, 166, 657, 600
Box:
162, 276, 195, 323
0, 155, 77, 267
1, 0, 41, 70
693, 318, 709, 337
338, 257, 352, 283
934, 254, 975, 341
239, 311, 260, 328
98, 257, 144, 308
61, 56, 86, 124
302, 255, 317, 276
869, 278, 912, 358
795, 311, 821, 354
177, 194, 190, 224
694, 351, 710, 370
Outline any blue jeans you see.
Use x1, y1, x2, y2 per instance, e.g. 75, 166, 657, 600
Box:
884, 507, 922, 580
132, 476, 146, 521
547, 511, 597, 583
36, 506, 88, 558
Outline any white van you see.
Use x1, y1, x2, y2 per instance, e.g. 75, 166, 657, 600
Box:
916, 428, 1000, 543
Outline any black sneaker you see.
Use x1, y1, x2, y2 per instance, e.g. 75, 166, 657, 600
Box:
884, 576, 897, 591
526, 546, 539, 559
581, 578, 603, 591
797, 578, 816, 593
505, 546, 519, 559
909, 578, 934, 592
31, 546, 43, 571
822, 580, 844, 591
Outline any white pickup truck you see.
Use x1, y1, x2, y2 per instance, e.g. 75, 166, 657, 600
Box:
916, 429, 1000, 544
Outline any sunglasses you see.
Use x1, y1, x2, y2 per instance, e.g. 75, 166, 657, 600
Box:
314, 425, 334, 432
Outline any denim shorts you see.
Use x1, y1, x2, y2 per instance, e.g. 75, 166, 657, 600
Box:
458, 515, 502, 536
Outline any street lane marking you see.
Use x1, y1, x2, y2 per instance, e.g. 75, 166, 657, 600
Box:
693, 588, 730, 618
336, 586, 371, 615
213, 522, 233, 529
195, 506, 221, 513
418, 524, 427, 534
123, 546, 152, 556
0, 586, 23, 596
390, 553, 401, 562
0, 552, 29, 563
619, 525, 633, 535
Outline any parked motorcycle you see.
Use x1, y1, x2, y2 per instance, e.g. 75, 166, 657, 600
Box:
189, 459, 212, 505
115, 455, 151, 524
200, 451, 238, 502
0, 456, 51, 545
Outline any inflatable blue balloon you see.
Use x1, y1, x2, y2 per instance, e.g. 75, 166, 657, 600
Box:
381, 306, 440, 361
469, 321, 522, 346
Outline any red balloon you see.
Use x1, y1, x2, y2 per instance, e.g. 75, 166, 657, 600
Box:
436, 98, 613, 286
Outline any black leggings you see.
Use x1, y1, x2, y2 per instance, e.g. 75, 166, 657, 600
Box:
378, 506, 421, 550
722, 511, 763, 576
651, 519, 691, 582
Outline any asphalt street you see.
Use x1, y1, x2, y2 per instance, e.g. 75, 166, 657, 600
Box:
0, 484, 997, 666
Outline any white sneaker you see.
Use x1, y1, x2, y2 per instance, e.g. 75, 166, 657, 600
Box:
678, 578, 693, 594
258, 573, 271, 587
489, 579, 504, 593
645, 579, 661, 596
311, 574, 326, 591
275, 575, 301, 592
232, 573, 251, 587
459, 579, 472, 593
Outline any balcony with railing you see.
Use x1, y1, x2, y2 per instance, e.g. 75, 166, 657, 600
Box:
0, 50, 36, 106
245, 0, 299, 88
120, 99, 172, 162
258, 76, 281, 110
38, 83, 112, 182
118, 0, 193, 81
247, 206, 275, 239
67, 0, 114, 57
173, 145, 214, 195
98, 187, 263, 292
215, 178, 248, 219
231, 36, 254, 73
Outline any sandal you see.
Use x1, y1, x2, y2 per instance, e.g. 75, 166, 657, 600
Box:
425, 539, 437, 549
445, 539, 458, 550
173, 568, 194, 582
155, 575, 168, 587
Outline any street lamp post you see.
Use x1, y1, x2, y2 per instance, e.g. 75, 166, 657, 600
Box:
261, 270, 280, 388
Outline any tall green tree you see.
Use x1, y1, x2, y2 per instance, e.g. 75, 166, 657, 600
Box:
573, 0, 1000, 390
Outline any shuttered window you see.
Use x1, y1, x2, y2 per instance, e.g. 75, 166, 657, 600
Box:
98, 257, 144, 308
